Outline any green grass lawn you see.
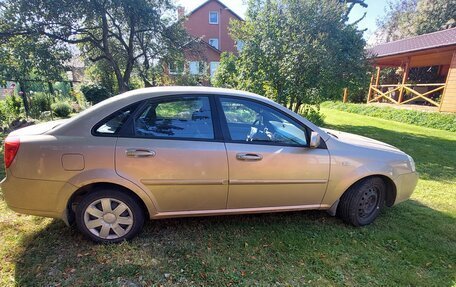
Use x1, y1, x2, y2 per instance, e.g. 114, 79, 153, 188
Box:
0, 108, 455, 286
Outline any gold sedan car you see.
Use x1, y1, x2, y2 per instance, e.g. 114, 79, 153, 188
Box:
1, 87, 418, 243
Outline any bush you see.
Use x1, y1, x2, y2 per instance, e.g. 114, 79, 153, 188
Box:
29, 92, 52, 119
0, 95, 23, 129
80, 85, 112, 104
51, 101, 72, 118
71, 90, 88, 110
322, 101, 456, 132
299, 104, 325, 126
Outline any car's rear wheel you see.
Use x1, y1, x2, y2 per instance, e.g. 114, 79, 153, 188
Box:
75, 189, 145, 243
337, 177, 386, 226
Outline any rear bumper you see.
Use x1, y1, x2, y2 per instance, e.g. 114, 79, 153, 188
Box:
1, 171, 74, 219
393, 172, 419, 205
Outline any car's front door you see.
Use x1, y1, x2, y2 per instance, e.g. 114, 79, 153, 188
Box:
217, 97, 330, 209
115, 95, 228, 212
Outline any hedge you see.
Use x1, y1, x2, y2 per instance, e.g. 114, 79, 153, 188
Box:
321, 101, 456, 132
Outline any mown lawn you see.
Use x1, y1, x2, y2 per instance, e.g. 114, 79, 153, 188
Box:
0, 108, 455, 286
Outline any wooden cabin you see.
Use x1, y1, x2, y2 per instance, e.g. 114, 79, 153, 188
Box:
368, 27, 456, 112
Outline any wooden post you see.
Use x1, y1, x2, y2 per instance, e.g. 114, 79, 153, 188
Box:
398, 60, 410, 104
373, 66, 381, 102
367, 74, 374, 103
374, 66, 381, 87
343, 88, 349, 103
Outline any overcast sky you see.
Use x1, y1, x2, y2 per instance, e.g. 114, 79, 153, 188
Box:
175, 0, 389, 41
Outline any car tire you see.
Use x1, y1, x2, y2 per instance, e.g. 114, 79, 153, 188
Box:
75, 189, 145, 243
337, 177, 386, 226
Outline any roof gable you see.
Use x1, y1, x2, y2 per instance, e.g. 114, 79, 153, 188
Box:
188, 0, 244, 21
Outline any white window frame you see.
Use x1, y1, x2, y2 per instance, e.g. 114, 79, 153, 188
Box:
210, 61, 220, 78
209, 11, 219, 24
168, 62, 183, 75
208, 38, 219, 50
189, 61, 200, 75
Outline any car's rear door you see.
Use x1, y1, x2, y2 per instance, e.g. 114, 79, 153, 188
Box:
217, 96, 330, 209
115, 95, 228, 212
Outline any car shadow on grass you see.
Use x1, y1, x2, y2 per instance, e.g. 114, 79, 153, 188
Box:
13, 201, 456, 286
323, 123, 456, 181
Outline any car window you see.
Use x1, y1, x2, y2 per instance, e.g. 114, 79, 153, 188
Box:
134, 96, 214, 140
95, 105, 136, 135
220, 97, 308, 146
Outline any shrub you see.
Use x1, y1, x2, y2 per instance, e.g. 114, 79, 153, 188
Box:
299, 104, 325, 126
51, 101, 72, 118
29, 92, 52, 119
71, 90, 88, 110
0, 95, 23, 129
322, 101, 456, 132
80, 85, 111, 104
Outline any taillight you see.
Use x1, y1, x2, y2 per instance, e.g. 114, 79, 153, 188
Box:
4, 136, 20, 168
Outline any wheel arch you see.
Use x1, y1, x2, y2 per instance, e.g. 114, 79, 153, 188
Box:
66, 182, 151, 225
327, 174, 397, 216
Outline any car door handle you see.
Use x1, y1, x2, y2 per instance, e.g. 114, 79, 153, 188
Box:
126, 149, 156, 158
236, 153, 263, 161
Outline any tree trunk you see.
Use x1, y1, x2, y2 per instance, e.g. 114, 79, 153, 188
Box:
47, 82, 54, 94
18, 81, 30, 117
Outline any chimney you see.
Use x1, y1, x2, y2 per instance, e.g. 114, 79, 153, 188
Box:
177, 6, 185, 20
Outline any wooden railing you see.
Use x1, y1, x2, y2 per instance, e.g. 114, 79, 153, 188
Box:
367, 83, 446, 107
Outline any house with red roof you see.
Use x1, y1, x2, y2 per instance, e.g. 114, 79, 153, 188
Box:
169, 0, 243, 81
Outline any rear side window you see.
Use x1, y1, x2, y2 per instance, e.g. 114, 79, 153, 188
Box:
94, 104, 138, 135
134, 96, 214, 140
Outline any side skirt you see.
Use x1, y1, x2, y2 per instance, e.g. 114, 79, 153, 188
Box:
151, 204, 332, 219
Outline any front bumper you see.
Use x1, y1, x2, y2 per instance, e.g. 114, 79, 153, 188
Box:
393, 172, 419, 205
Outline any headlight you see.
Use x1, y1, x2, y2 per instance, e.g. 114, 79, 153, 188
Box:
407, 155, 416, 172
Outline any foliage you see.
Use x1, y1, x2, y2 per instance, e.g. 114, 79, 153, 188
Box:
168, 73, 206, 86
80, 85, 112, 105
85, 60, 118, 95
298, 104, 325, 126
1, 0, 193, 93
71, 90, 88, 110
214, 0, 370, 113
375, 0, 455, 43
212, 52, 239, 88
0, 95, 23, 128
322, 101, 456, 132
0, 109, 455, 286
29, 92, 52, 119
51, 101, 72, 118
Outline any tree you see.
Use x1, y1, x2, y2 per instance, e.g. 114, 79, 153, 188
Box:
214, 0, 369, 112
0, 35, 70, 115
1, 0, 191, 93
376, 0, 455, 42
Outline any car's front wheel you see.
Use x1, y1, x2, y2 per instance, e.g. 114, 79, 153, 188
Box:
75, 189, 145, 243
337, 177, 386, 226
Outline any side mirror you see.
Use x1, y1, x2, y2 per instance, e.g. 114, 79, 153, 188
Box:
309, 131, 321, 149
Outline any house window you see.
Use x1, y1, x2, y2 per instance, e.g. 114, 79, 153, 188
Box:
236, 40, 244, 52
210, 61, 220, 78
209, 38, 219, 49
189, 61, 205, 75
169, 62, 183, 74
209, 11, 218, 24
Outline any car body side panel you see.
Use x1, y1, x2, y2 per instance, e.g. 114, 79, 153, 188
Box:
321, 137, 416, 207
225, 143, 330, 208
115, 138, 229, 212
2, 169, 68, 216
9, 135, 117, 182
